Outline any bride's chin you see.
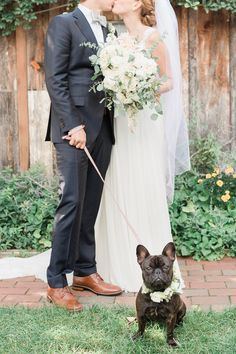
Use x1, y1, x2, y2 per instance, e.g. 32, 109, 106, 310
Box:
111, 5, 120, 15
112, 9, 123, 18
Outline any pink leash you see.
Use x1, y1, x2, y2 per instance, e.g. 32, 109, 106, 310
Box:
84, 146, 142, 244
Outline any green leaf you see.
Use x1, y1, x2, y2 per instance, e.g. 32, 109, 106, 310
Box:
97, 84, 104, 92
39, 239, 51, 248
151, 113, 159, 120
201, 248, 212, 257
155, 105, 163, 115
33, 230, 41, 239
182, 201, 196, 213
128, 54, 135, 63
198, 194, 209, 202
180, 245, 190, 256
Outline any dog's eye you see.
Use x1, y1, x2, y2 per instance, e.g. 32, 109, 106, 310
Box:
164, 265, 169, 271
146, 266, 152, 271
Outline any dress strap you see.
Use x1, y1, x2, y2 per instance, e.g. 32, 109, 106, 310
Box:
141, 27, 157, 43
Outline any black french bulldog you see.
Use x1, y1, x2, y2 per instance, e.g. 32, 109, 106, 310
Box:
134, 242, 186, 346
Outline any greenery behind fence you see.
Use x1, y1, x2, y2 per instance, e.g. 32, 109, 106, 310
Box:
0, 130, 235, 260
0, 0, 236, 36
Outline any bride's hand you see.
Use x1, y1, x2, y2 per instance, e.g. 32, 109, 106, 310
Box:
156, 93, 161, 102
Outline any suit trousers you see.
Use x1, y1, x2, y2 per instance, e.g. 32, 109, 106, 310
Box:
47, 116, 113, 288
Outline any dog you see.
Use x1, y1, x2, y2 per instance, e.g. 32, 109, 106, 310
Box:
134, 242, 186, 346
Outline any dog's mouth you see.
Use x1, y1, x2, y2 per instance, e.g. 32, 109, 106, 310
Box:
152, 283, 166, 291
146, 276, 172, 292
146, 278, 165, 292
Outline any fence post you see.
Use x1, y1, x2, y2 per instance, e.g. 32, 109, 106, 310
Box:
230, 14, 236, 150
16, 26, 29, 171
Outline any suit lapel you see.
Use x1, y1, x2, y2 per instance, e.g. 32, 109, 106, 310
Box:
102, 25, 109, 42
73, 8, 98, 48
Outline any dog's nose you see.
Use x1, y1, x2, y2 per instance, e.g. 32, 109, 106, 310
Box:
155, 269, 162, 277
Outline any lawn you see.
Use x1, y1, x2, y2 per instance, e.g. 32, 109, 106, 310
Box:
0, 305, 236, 353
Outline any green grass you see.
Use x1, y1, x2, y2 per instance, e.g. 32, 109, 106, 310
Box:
0, 306, 236, 354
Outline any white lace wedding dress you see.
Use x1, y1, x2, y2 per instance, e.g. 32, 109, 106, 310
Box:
95, 106, 175, 291
0, 28, 183, 291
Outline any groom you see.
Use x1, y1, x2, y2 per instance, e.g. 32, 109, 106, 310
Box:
44, 0, 122, 311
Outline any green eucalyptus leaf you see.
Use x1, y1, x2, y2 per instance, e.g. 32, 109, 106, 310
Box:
151, 113, 159, 120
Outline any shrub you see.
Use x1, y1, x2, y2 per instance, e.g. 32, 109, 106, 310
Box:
190, 134, 221, 174
170, 166, 236, 260
0, 165, 57, 251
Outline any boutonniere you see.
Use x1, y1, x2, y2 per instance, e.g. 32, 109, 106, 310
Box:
107, 22, 116, 35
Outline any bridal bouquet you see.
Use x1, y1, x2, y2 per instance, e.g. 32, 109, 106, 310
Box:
83, 29, 164, 130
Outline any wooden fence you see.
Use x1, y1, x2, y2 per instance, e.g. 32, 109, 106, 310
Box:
0, 7, 235, 172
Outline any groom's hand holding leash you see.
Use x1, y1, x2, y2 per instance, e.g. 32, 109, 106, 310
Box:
63, 125, 86, 149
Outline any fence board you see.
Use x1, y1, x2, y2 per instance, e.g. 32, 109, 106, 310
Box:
27, 12, 48, 91
230, 14, 236, 149
189, 9, 231, 143
0, 35, 18, 169
175, 6, 189, 122
28, 90, 53, 175
16, 27, 29, 171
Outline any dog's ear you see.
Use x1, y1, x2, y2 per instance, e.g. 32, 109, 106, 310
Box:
162, 242, 176, 261
136, 245, 150, 265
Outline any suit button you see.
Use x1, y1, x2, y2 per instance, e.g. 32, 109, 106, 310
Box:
59, 119, 65, 128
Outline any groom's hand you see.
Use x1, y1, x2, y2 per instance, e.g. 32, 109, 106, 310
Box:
62, 125, 86, 149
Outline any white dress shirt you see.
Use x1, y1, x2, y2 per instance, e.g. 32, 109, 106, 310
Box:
78, 4, 104, 44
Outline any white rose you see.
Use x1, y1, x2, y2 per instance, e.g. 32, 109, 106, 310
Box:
110, 55, 123, 68
103, 77, 117, 91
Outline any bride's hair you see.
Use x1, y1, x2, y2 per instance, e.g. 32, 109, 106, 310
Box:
140, 0, 156, 27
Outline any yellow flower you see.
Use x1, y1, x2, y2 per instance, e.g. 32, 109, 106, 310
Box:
214, 167, 220, 175
224, 166, 234, 175
216, 180, 224, 187
198, 179, 203, 184
211, 173, 217, 177
205, 174, 212, 179
225, 190, 230, 195
221, 194, 231, 202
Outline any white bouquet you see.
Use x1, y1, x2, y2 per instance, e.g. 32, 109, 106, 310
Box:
83, 27, 164, 130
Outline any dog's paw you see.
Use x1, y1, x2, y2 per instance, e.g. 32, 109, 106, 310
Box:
167, 338, 179, 347
132, 332, 142, 341
176, 320, 184, 327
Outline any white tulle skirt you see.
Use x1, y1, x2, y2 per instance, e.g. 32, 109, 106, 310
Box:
0, 250, 50, 282
95, 108, 180, 292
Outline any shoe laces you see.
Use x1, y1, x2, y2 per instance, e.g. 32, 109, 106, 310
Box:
62, 286, 73, 298
95, 273, 104, 282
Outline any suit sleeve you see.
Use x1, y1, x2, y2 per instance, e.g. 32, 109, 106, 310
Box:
44, 15, 84, 134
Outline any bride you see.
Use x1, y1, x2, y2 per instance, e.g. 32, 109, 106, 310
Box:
95, 0, 190, 291
0, 0, 190, 291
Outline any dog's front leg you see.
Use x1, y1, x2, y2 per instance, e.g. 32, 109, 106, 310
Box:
176, 301, 186, 326
166, 313, 178, 346
132, 315, 146, 340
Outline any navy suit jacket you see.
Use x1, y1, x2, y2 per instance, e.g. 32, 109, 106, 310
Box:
44, 8, 115, 145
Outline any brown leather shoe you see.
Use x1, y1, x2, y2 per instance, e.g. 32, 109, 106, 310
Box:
47, 286, 83, 311
72, 273, 122, 296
